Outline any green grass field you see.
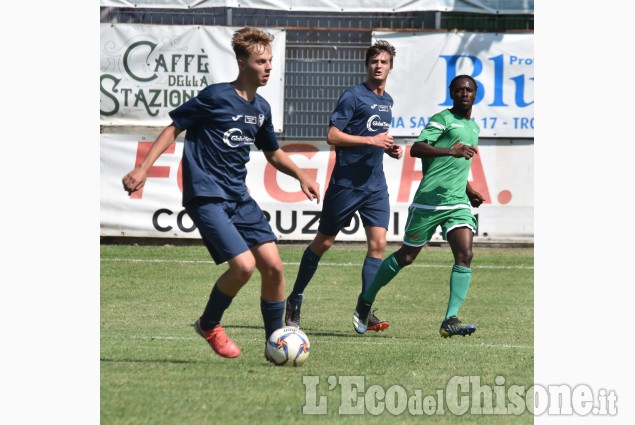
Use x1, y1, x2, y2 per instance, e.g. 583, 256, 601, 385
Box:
101, 243, 533, 424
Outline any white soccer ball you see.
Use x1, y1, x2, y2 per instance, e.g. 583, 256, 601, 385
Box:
266, 326, 311, 367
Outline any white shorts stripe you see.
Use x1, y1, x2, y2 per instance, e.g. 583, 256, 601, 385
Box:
409, 203, 471, 211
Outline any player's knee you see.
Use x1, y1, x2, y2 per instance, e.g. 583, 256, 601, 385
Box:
367, 239, 386, 256
229, 255, 257, 281
319, 241, 333, 253
455, 249, 473, 267
311, 238, 333, 255
395, 250, 416, 267
232, 264, 256, 282
401, 254, 416, 267
259, 258, 284, 281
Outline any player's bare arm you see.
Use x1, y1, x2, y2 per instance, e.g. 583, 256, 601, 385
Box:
410, 139, 477, 159
326, 125, 394, 149
466, 182, 485, 207
122, 123, 182, 195
264, 148, 321, 204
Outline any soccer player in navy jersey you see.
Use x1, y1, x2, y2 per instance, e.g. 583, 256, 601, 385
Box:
122, 27, 320, 360
352, 75, 485, 338
284, 40, 403, 331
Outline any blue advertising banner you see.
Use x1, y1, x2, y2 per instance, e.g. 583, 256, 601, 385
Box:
374, 32, 534, 138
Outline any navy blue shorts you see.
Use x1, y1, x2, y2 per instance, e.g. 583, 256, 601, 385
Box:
185, 197, 277, 265
318, 184, 390, 236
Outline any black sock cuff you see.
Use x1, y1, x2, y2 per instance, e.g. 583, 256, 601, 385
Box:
212, 284, 235, 303
304, 245, 321, 262
364, 256, 383, 265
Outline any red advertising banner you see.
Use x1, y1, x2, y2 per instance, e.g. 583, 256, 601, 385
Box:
101, 134, 533, 242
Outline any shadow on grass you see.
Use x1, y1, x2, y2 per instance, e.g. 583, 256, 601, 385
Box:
220, 324, 266, 330
187, 323, 408, 340
100, 357, 208, 364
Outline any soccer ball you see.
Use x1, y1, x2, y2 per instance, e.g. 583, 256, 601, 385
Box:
266, 326, 311, 367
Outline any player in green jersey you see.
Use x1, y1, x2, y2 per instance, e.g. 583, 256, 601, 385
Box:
352, 75, 485, 337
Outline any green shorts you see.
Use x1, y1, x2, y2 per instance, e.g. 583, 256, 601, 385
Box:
403, 206, 477, 247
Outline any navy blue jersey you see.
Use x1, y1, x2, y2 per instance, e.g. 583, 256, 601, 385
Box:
329, 83, 393, 191
169, 82, 280, 205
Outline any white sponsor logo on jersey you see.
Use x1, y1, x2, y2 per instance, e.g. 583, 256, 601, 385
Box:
231, 115, 243, 121
366, 114, 390, 132
223, 128, 255, 148
245, 116, 257, 124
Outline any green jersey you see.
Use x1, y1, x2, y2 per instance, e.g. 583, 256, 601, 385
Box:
412, 109, 480, 208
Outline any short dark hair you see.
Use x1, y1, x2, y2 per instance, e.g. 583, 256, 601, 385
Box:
365, 40, 396, 68
449, 74, 478, 92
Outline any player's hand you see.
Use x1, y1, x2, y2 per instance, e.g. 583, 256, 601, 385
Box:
467, 190, 485, 208
452, 142, 478, 159
122, 169, 147, 195
300, 177, 321, 204
385, 144, 403, 159
370, 132, 394, 150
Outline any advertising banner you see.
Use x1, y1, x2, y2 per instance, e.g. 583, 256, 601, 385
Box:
376, 32, 534, 138
100, 24, 287, 131
101, 134, 533, 242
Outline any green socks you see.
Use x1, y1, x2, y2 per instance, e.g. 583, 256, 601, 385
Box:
445, 264, 472, 319
362, 253, 401, 304
361, 258, 472, 319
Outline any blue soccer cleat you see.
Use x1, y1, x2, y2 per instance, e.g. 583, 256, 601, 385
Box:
439, 316, 477, 338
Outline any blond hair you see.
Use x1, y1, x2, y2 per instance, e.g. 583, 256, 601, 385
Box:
232, 27, 274, 60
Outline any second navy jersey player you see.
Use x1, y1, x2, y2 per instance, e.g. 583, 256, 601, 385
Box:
329, 82, 393, 191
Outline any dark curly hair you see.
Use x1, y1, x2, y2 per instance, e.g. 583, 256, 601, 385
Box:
450, 74, 478, 92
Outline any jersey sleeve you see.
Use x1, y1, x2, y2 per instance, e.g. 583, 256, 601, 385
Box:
415, 112, 447, 146
329, 89, 356, 132
168, 86, 217, 130
254, 104, 280, 152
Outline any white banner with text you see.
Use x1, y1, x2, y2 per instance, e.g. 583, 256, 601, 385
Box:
376, 32, 534, 138
100, 24, 287, 131
101, 134, 533, 242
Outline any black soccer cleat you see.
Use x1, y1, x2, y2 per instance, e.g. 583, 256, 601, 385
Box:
440, 316, 477, 338
285, 299, 302, 328
367, 309, 390, 332
352, 294, 372, 334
